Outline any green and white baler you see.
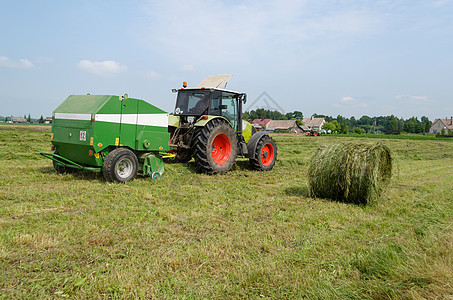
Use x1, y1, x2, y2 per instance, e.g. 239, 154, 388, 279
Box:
41, 94, 172, 182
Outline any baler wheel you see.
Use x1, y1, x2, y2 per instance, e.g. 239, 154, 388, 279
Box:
52, 150, 76, 174
193, 119, 237, 174
249, 135, 277, 171
53, 151, 67, 174
103, 148, 138, 183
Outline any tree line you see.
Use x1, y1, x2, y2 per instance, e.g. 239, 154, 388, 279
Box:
314, 114, 432, 134
243, 109, 303, 123
242, 109, 434, 134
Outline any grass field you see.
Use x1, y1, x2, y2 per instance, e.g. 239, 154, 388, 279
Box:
1, 125, 452, 299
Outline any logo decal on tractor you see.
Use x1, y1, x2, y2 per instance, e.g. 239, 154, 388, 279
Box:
80, 131, 87, 141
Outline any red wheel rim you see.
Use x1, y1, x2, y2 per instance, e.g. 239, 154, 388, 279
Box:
211, 133, 231, 165
260, 143, 274, 166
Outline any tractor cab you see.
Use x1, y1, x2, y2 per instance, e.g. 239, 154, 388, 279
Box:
173, 88, 246, 132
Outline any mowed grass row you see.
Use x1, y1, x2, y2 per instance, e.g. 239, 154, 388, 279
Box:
0, 125, 452, 299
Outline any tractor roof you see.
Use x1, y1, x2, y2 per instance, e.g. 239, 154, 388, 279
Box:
176, 74, 243, 94
197, 74, 231, 89
178, 87, 242, 95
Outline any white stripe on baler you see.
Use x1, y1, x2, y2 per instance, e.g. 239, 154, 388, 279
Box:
95, 114, 121, 123
137, 114, 168, 127
96, 113, 168, 127
54, 113, 91, 121
55, 113, 168, 128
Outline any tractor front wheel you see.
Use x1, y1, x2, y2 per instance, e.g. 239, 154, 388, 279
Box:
250, 135, 277, 171
193, 119, 237, 174
103, 148, 138, 183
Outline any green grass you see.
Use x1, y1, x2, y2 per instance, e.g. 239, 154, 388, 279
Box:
1, 127, 452, 299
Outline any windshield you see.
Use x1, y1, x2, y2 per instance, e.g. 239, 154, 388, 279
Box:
174, 90, 210, 115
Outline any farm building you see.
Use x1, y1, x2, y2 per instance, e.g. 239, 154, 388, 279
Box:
429, 117, 453, 134
252, 118, 272, 130
45, 117, 53, 124
266, 120, 305, 133
11, 117, 28, 123
302, 117, 325, 131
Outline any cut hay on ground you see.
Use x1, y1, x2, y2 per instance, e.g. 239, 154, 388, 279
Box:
308, 143, 392, 205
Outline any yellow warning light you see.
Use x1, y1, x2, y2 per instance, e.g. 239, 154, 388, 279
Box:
183, 81, 187, 88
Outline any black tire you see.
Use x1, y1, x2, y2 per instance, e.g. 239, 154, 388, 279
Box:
102, 148, 138, 183
53, 151, 67, 174
249, 135, 277, 171
165, 148, 192, 163
193, 119, 237, 174
52, 150, 79, 174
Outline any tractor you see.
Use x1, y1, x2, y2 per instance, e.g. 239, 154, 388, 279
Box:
168, 75, 277, 174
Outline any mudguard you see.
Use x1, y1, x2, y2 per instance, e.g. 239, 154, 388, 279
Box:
246, 131, 267, 159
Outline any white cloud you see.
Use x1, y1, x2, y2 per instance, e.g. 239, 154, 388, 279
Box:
0, 56, 34, 69
142, 70, 162, 80
340, 96, 355, 104
395, 94, 430, 104
77, 60, 127, 76
334, 96, 367, 108
181, 64, 195, 72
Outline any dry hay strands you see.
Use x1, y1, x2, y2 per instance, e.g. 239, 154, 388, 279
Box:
308, 143, 392, 205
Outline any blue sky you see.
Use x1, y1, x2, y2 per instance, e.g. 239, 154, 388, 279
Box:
1, 0, 452, 120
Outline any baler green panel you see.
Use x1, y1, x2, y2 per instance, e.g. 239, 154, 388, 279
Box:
54, 95, 111, 114
119, 98, 138, 149
54, 143, 99, 166
136, 131, 170, 151
96, 96, 123, 114
52, 119, 92, 129
92, 121, 120, 152
134, 99, 170, 151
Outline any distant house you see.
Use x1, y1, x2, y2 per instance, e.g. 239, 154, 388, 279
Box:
11, 117, 28, 123
266, 120, 304, 133
429, 117, 453, 134
302, 117, 325, 131
252, 118, 272, 130
45, 117, 53, 124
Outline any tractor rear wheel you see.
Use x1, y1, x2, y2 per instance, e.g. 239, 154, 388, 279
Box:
103, 148, 138, 182
250, 135, 277, 171
193, 119, 237, 174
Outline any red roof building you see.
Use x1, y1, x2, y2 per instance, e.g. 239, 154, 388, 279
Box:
429, 117, 453, 134
252, 118, 272, 129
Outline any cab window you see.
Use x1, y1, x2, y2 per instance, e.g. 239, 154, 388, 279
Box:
221, 92, 238, 130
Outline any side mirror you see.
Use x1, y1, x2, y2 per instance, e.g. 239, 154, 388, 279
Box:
171, 89, 177, 93
241, 93, 247, 104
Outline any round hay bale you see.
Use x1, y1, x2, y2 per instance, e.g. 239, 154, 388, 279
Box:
308, 143, 392, 204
